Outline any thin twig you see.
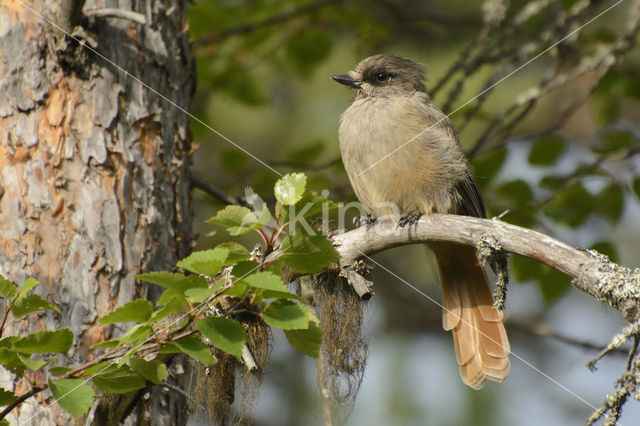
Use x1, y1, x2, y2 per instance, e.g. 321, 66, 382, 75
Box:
84, 8, 146, 24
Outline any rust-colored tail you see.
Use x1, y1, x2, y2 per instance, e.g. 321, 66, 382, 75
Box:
431, 242, 510, 389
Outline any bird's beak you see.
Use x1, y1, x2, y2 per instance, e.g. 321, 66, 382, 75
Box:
332, 74, 362, 88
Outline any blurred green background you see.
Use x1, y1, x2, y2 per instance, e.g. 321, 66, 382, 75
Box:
186, 0, 640, 424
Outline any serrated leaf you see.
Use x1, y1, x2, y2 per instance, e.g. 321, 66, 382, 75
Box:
92, 366, 146, 394
185, 287, 216, 304
98, 299, 153, 324
136, 272, 208, 293
284, 315, 322, 357
196, 317, 246, 360
0, 276, 17, 299
0, 388, 17, 405
279, 233, 340, 273
18, 278, 39, 298
149, 297, 184, 323
242, 272, 287, 292
274, 173, 307, 206
48, 378, 94, 418
159, 335, 214, 365
129, 358, 168, 385
230, 261, 261, 280
207, 204, 271, 235
13, 329, 73, 354
216, 242, 251, 265
50, 366, 73, 376
528, 135, 565, 165
177, 247, 229, 276
12, 294, 61, 317
156, 288, 189, 308
17, 353, 50, 371
595, 183, 624, 223
262, 300, 310, 330
221, 281, 250, 298
0, 347, 26, 374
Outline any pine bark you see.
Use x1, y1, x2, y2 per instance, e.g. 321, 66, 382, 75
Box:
0, 0, 194, 423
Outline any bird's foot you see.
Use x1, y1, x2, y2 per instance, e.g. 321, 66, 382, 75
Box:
397, 211, 422, 228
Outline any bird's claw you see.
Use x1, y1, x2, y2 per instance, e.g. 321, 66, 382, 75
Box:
397, 211, 422, 228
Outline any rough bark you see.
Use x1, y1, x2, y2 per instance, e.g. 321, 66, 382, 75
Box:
0, 0, 193, 424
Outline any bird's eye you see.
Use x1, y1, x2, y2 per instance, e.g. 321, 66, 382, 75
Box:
375, 73, 390, 83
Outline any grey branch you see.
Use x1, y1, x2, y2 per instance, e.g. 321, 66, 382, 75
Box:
330, 214, 640, 321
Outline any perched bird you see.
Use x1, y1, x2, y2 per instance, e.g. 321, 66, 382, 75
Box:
332, 54, 510, 389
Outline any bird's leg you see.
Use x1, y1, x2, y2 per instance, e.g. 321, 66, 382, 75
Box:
397, 211, 422, 228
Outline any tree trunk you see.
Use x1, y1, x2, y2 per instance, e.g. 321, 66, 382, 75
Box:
0, 0, 194, 424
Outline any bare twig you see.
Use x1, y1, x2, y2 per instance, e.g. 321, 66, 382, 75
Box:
190, 175, 248, 207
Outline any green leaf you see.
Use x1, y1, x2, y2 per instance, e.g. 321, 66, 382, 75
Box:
136, 272, 208, 293
12, 294, 61, 317
274, 173, 307, 206
98, 299, 153, 324
262, 300, 310, 330
496, 180, 533, 205
17, 353, 50, 371
594, 183, 624, 223
177, 247, 229, 276
207, 204, 271, 236
284, 314, 322, 357
510, 256, 569, 304
196, 317, 246, 360
633, 178, 640, 201
118, 325, 154, 346
156, 288, 189, 308
280, 233, 340, 273
594, 130, 636, 153
48, 378, 94, 418
0, 276, 17, 299
230, 261, 261, 280
216, 242, 251, 265
528, 135, 565, 165
242, 272, 288, 292
149, 296, 186, 323
221, 281, 250, 298
261, 290, 304, 302
470, 149, 506, 188
13, 329, 73, 354
129, 358, 168, 385
159, 335, 214, 365
91, 339, 121, 350
0, 347, 26, 374
185, 287, 216, 304
18, 278, 39, 298
0, 388, 17, 405
50, 366, 73, 376
278, 191, 340, 224
92, 365, 146, 394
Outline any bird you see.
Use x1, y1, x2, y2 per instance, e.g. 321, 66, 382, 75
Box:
332, 54, 510, 389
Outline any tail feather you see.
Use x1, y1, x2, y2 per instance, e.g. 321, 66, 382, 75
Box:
431, 242, 510, 389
